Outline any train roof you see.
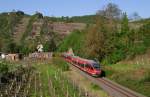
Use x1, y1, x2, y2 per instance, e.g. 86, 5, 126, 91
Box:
63, 53, 99, 65
72, 55, 98, 64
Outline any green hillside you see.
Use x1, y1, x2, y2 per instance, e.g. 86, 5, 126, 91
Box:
0, 3, 150, 97
0, 10, 149, 59
57, 15, 150, 64
0, 12, 24, 53
56, 14, 150, 97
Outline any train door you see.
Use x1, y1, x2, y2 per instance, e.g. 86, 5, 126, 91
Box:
85, 64, 93, 74
89, 64, 94, 74
80, 64, 85, 69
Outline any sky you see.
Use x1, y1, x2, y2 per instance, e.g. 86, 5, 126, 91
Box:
0, 0, 149, 18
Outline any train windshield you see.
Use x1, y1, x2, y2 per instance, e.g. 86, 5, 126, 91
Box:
93, 63, 100, 70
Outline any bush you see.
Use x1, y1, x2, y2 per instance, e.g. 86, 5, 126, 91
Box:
0, 61, 9, 74
139, 70, 150, 83
103, 49, 126, 64
91, 83, 101, 90
58, 30, 85, 57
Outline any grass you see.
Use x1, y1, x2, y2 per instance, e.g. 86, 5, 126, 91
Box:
52, 57, 69, 71
105, 63, 150, 97
64, 66, 109, 97
31, 57, 110, 97
31, 58, 87, 97
91, 83, 102, 90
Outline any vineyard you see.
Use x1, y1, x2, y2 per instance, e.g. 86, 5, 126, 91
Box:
0, 61, 35, 96
0, 58, 92, 97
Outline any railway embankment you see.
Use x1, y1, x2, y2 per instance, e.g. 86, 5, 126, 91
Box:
68, 62, 147, 97
64, 66, 110, 97
104, 53, 150, 97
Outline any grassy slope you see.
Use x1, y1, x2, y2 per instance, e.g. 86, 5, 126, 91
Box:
32, 57, 108, 97
105, 22, 150, 96
105, 51, 150, 97
65, 69, 109, 97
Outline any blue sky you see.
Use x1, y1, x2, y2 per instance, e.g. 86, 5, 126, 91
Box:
0, 0, 149, 18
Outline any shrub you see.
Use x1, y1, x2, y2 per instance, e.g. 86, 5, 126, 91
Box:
91, 83, 101, 90
0, 61, 9, 74
57, 30, 85, 57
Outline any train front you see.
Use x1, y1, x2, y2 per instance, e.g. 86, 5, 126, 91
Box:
91, 62, 102, 77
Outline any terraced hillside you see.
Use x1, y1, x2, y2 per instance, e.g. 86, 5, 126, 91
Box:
13, 17, 30, 44
53, 22, 86, 36
0, 12, 87, 54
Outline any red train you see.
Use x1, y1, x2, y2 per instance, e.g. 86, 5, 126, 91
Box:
62, 53, 102, 77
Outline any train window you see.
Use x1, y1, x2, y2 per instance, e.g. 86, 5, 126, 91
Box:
85, 64, 90, 68
93, 63, 100, 70
85, 64, 93, 70
80, 64, 84, 68
75, 61, 78, 64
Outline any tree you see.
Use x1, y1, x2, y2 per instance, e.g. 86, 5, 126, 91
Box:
85, 16, 112, 60
35, 11, 43, 18
16, 10, 24, 16
129, 12, 141, 21
44, 39, 56, 52
97, 3, 121, 33
97, 3, 121, 19
0, 38, 3, 51
121, 12, 129, 34
6, 41, 17, 53
139, 21, 150, 47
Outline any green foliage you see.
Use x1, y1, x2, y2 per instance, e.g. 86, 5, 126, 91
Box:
102, 13, 150, 64
46, 15, 96, 23
0, 61, 24, 75
0, 61, 9, 74
58, 30, 85, 56
103, 49, 126, 64
34, 12, 43, 18
106, 64, 150, 97
70, 15, 96, 24
91, 83, 101, 90
40, 17, 58, 52
84, 16, 114, 60
35, 63, 85, 97
57, 14, 150, 64
139, 71, 150, 83
0, 12, 23, 53
19, 44, 32, 55
21, 15, 37, 41
43, 39, 57, 52
52, 57, 69, 71
121, 12, 129, 34
140, 21, 150, 46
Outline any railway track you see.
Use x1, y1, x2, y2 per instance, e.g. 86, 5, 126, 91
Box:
97, 78, 146, 97
69, 63, 147, 97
